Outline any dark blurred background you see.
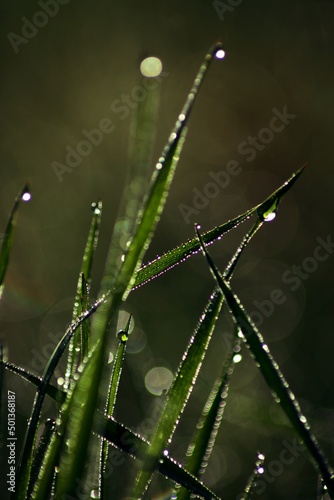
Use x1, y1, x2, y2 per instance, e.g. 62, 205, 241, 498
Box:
1, 1, 334, 498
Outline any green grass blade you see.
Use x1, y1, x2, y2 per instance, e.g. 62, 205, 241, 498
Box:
2, 360, 65, 405
175, 331, 240, 500
0, 184, 31, 300
133, 164, 307, 290
196, 230, 334, 497
65, 200, 102, 389
1, 359, 221, 499
100, 315, 132, 497
131, 288, 225, 498
29, 419, 57, 498
239, 452, 265, 500
15, 294, 103, 499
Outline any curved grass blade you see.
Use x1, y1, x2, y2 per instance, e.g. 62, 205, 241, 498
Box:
133, 164, 307, 290
196, 230, 334, 498
1, 360, 221, 499
52, 40, 225, 499
0, 184, 31, 300
64, 200, 102, 390
175, 330, 240, 500
99, 315, 132, 497
239, 452, 265, 500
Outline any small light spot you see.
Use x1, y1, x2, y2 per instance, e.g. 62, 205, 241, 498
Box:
22, 191, 31, 202
264, 212, 276, 222
57, 377, 65, 386
140, 56, 162, 77
233, 353, 242, 364
178, 113, 186, 122
258, 466, 265, 474
156, 162, 163, 170
215, 49, 226, 59
108, 352, 114, 364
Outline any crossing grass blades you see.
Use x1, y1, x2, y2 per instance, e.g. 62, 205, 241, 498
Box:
1, 41, 333, 499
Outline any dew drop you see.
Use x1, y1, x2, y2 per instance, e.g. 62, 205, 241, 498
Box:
117, 330, 128, 343
91, 202, 101, 215
257, 466, 265, 474
233, 353, 242, 364
264, 211, 276, 222
21, 188, 31, 202
178, 113, 186, 121
215, 48, 226, 59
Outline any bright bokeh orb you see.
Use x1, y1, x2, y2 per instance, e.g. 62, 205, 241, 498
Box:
140, 56, 163, 77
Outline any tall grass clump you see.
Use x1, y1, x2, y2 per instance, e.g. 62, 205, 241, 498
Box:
1, 42, 333, 499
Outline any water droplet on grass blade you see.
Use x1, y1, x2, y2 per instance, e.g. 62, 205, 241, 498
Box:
264, 211, 276, 222
91, 201, 101, 215
21, 187, 31, 202
117, 330, 128, 343
215, 48, 226, 59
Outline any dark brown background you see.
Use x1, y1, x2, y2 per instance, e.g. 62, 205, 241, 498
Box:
1, 1, 334, 498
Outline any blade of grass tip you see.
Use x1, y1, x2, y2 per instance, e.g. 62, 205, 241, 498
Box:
53, 40, 225, 500
15, 200, 102, 498
98, 40, 225, 302
131, 217, 264, 498
3, 360, 220, 500
239, 452, 265, 500
64, 200, 102, 390
132, 164, 307, 290
175, 329, 241, 500
0, 184, 31, 300
196, 229, 334, 498
99, 315, 132, 498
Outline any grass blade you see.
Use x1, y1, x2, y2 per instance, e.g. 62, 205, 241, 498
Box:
196, 229, 334, 497
15, 201, 102, 499
99, 315, 132, 497
175, 330, 240, 500
239, 452, 265, 500
1, 359, 221, 499
29, 419, 57, 498
131, 287, 224, 498
0, 184, 31, 300
133, 164, 307, 289
64, 200, 102, 389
